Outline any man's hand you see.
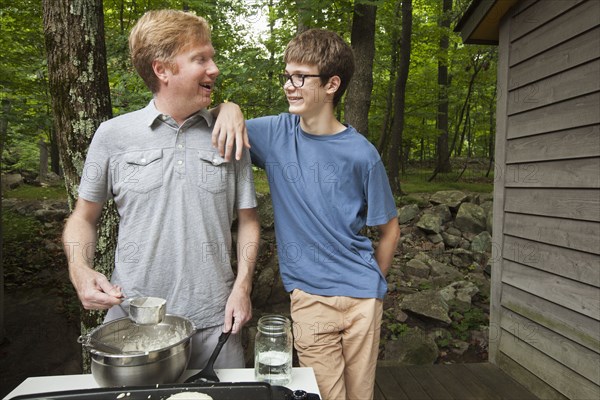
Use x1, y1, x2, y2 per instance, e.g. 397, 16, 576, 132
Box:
223, 286, 252, 334
210, 102, 250, 161
69, 265, 124, 310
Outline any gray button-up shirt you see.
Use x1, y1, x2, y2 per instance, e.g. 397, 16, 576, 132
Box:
78, 101, 257, 328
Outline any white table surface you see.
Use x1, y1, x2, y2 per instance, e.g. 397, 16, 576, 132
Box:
4, 368, 320, 399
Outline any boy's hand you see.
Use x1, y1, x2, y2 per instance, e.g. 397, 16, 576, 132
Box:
211, 102, 250, 161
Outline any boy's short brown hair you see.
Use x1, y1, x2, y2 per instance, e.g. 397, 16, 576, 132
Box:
129, 10, 211, 93
284, 29, 355, 106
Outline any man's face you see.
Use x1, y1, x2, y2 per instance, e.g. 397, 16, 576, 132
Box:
165, 41, 219, 111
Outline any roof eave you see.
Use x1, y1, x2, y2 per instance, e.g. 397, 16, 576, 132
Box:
455, 0, 520, 45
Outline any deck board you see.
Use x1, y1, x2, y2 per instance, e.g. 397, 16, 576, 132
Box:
465, 363, 540, 400
407, 365, 453, 400
374, 363, 540, 400
390, 366, 432, 399
375, 366, 410, 400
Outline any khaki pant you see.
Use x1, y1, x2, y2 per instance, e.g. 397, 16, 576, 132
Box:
290, 289, 383, 400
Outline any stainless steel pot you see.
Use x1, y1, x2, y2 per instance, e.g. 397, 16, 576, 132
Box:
81, 314, 195, 387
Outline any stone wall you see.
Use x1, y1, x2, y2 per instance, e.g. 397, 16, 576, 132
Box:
5, 187, 494, 366
246, 190, 494, 366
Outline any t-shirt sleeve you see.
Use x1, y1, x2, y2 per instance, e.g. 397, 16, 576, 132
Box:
365, 159, 398, 227
235, 147, 258, 210
246, 116, 276, 169
77, 125, 112, 203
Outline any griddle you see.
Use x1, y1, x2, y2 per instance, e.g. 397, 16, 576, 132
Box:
9, 382, 320, 400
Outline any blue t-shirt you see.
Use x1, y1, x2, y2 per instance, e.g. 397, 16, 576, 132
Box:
247, 114, 397, 299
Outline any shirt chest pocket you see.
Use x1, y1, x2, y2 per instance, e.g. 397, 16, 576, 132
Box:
121, 149, 164, 193
196, 150, 229, 193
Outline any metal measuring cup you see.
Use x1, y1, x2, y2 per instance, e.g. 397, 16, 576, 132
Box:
129, 296, 167, 325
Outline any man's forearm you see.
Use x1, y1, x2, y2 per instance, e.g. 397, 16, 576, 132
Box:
63, 213, 98, 273
233, 208, 260, 294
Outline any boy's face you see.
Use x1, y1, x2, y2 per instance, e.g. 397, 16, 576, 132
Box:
163, 40, 219, 112
283, 62, 331, 117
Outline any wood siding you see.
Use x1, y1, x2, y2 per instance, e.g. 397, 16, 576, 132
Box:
492, 0, 600, 399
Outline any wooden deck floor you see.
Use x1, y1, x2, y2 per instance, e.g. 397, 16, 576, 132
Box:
374, 363, 539, 400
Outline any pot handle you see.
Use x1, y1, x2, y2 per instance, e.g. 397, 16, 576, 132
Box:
77, 334, 91, 347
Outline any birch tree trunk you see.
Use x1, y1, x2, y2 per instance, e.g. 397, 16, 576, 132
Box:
344, 1, 377, 136
42, 0, 118, 372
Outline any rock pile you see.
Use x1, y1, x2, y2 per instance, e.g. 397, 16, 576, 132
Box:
3, 183, 494, 366
249, 189, 494, 366
384, 190, 493, 365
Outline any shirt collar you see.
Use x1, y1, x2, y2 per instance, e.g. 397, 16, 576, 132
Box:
143, 100, 214, 128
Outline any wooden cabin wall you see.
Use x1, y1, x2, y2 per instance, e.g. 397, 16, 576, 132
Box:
491, 0, 600, 399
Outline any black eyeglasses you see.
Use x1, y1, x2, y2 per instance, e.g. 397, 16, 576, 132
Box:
278, 73, 329, 88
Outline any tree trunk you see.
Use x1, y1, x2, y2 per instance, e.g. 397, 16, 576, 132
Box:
296, 0, 311, 33
39, 140, 49, 181
50, 127, 61, 175
0, 99, 10, 345
387, 0, 412, 195
377, 1, 402, 157
344, 2, 377, 136
451, 52, 483, 159
434, 0, 452, 175
42, 0, 117, 372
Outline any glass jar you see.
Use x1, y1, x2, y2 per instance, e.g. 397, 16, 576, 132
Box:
254, 314, 293, 386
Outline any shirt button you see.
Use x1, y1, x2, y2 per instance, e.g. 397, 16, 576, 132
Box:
140, 158, 146, 163
177, 160, 183, 165
178, 144, 184, 149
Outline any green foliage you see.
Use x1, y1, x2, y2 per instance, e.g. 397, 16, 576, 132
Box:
3, 183, 67, 200
434, 329, 453, 348
401, 176, 493, 194
398, 161, 494, 193
253, 168, 271, 194
387, 322, 410, 340
1, 209, 42, 242
449, 307, 488, 341
1, 0, 52, 172
2, 203, 71, 293
1, 208, 53, 288
2, 0, 499, 188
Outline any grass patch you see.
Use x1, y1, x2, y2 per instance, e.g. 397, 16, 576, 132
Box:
399, 166, 493, 194
401, 179, 493, 194
3, 183, 67, 200
1, 164, 481, 199
1, 209, 54, 287
253, 168, 270, 194
252, 166, 493, 196
2, 209, 44, 242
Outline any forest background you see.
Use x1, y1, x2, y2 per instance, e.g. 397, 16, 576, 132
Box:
1, 0, 498, 191
0, 0, 499, 379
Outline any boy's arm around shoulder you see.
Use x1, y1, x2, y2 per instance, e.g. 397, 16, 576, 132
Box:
210, 102, 249, 162
375, 216, 401, 277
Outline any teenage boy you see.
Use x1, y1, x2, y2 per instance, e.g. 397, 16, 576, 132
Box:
62, 9, 259, 369
217, 29, 400, 400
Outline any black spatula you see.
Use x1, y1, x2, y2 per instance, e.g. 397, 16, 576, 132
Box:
185, 325, 232, 383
